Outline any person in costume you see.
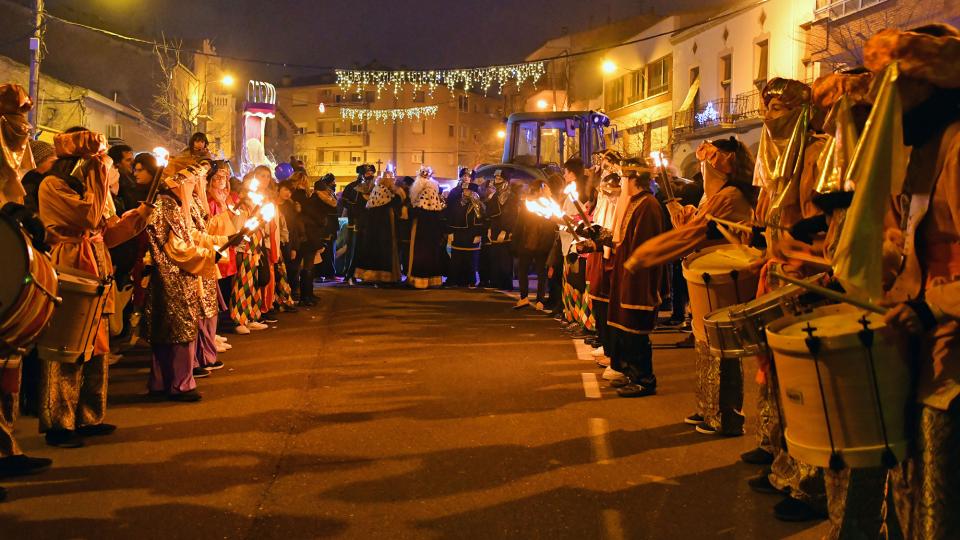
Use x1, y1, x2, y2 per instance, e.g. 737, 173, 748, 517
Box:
447, 168, 485, 287
867, 23, 960, 540
229, 173, 268, 334
354, 170, 405, 284
144, 164, 227, 401
0, 83, 52, 501
37, 128, 152, 448
207, 161, 240, 323
190, 183, 227, 378
626, 138, 756, 420
512, 180, 557, 309
557, 158, 594, 337
298, 176, 338, 303
586, 150, 623, 374
342, 164, 375, 283
580, 158, 665, 397
406, 167, 447, 289
740, 78, 833, 523
483, 169, 519, 290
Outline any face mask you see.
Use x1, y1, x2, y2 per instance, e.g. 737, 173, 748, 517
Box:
764, 107, 802, 139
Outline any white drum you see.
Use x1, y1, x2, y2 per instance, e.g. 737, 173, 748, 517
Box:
36, 267, 110, 363
765, 304, 909, 469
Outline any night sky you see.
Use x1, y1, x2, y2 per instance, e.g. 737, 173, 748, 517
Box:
43, 0, 724, 80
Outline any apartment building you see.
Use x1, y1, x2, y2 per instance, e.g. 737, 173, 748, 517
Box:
669, 0, 814, 177
279, 74, 505, 181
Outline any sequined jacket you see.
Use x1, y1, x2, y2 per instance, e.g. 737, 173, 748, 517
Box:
144, 193, 223, 344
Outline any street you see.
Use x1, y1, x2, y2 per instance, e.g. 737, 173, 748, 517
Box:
0, 286, 829, 539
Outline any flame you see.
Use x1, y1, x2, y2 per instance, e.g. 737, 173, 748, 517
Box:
244, 217, 259, 231
563, 181, 579, 201
260, 202, 277, 222
525, 199, 548, 218
248, 192, 265, 206
537, 197, 563, 219
153, 147, 170, 167
248, 178, 261, 192
649, 151, 664, 168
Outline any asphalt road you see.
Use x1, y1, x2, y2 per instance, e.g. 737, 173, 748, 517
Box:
0, 285, 830, 539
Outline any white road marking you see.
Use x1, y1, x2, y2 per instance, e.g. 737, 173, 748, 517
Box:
581, 373, 602, 399
602, 508, 626, 540
588, 417, 612, 464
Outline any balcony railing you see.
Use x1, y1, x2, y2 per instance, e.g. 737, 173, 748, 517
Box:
673, 90, 763, 135
814, 0, 888, 20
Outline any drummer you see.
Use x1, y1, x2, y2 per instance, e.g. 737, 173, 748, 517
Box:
734, 77, 836, 523
625, 136, 756, 435
0, 83, 53, 501
869, 24, 960, 539
36, 128, 153, 449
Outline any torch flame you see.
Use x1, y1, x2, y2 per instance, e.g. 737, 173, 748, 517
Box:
248, 178, 261, 192
260, 202, 277, 222
248, 192, 265, 206
244, 217, 259, 231
153, 147, 170, 168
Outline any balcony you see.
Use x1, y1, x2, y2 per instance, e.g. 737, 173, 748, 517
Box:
673, 90, 763, 137
814, 0, 888, 21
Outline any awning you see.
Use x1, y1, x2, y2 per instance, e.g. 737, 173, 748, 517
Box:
679, 78, 700, 112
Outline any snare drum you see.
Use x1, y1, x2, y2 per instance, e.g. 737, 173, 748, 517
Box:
765, 304, 909, 469
0, 214, 59, 353
703, 308, 744, 358
36, 267, 110, 363
727, 283, 806, 356
682, 244, 763, 342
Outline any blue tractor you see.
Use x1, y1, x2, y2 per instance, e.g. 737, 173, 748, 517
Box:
475, 110, 610, 183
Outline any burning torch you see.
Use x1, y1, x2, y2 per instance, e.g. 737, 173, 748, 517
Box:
143, 147, 170, 206
525, 197, 583, 240
562, 181, 592, 227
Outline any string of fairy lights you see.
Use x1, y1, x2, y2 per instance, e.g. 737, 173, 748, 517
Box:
335, 62, 546, 99
340, 105, 440, 122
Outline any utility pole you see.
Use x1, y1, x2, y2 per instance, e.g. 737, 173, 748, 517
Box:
27, 0, 43, 129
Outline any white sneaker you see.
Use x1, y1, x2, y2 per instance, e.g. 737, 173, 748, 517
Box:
534, 301, 544, 311
220, 342, 233, 350
513, 298, 530, 309
215, 335, 228, 343
234, 325, 250, 335
215, 344, 229, 353
601, 366, 626, 381
591, 347, 606, 357
595, 356, 611, 367
248, 321, 268, 330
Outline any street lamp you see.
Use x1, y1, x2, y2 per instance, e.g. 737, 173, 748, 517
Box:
536, 99, 548, 110
496, 129, 505, 139
221, 74, 235, 87
602, 59, 617, 74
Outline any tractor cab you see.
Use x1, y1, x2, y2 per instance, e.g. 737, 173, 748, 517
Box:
475, 111, 609, 183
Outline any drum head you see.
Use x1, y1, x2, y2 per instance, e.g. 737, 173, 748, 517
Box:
55, 266, 105, 294
683, 244, 763, 283
776, 305, 884, 338
0, 216, 29, 316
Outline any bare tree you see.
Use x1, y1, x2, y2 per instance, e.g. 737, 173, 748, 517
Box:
805, 0, 949, 72
151, 35, 206, 139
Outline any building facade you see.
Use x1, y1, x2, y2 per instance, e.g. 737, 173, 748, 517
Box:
279, 76, 505, 181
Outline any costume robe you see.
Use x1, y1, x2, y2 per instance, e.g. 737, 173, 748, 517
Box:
407, 178, 446, 289
354, 183, 403, 283
447, 190, 484, 286
484, 186, 519, 290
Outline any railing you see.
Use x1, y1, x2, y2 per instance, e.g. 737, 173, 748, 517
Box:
673, 90, 763, 135
814, 0, 887, 20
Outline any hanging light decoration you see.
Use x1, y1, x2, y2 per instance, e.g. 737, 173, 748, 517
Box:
335, 61, 546, 98
341, 105, 439, 123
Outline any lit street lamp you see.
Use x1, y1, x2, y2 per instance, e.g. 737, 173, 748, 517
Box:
536, 99, 548, 110
221, 74, 235, 87
602, 59, 617, 74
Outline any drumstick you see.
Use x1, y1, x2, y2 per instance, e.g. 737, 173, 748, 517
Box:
713, 220, 742, 245
704, 213, 752, 234
769, 270, 888, 315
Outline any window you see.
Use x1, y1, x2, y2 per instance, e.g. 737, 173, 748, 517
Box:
411, 151, 424, 164
459, 125, 468, 141
412, 120, 425, 134
332, 151, 342, 163
646, 55, 671, 97
294, 123, 307, 135
292, 92, 309, 107
316, 120, 325, 134
755, 40, 769, 91
458, 95, 469, 112
626, 71, 644, 103
321, 89, 332, 98
690, 67, 701, 111
448, 124, 455, 137
294, 153, 308, 165
333, 121, 343, 134
720, 54, 733, 105
648, 118, 670, 153
316, 149, 325, 163
349, 121, 363, 134
350, 152, 363, 163
605, 77, 625, 110
413, 90, 426, 103
364, 91, 375, 103
473, 103, 479, 113
335, 94, 343, 103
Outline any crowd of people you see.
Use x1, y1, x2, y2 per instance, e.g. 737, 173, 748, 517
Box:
0, 21, 957, 540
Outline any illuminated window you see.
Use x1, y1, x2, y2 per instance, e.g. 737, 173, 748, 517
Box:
720, 54, 733, 104
646, 55, 671, 97
755, 40, 769, 91
413, 120, 425, 134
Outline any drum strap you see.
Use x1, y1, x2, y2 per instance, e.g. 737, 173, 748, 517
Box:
802, 324, 846, 471
857, 322, 900, 469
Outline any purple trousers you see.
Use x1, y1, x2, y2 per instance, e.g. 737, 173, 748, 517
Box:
149, 341, 197, 395
195, 316, 219, 369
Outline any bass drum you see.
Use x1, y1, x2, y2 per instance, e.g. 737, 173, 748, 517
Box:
682, 244, 763, 342
0, 213, 59, 354
36, 267, 110, 363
